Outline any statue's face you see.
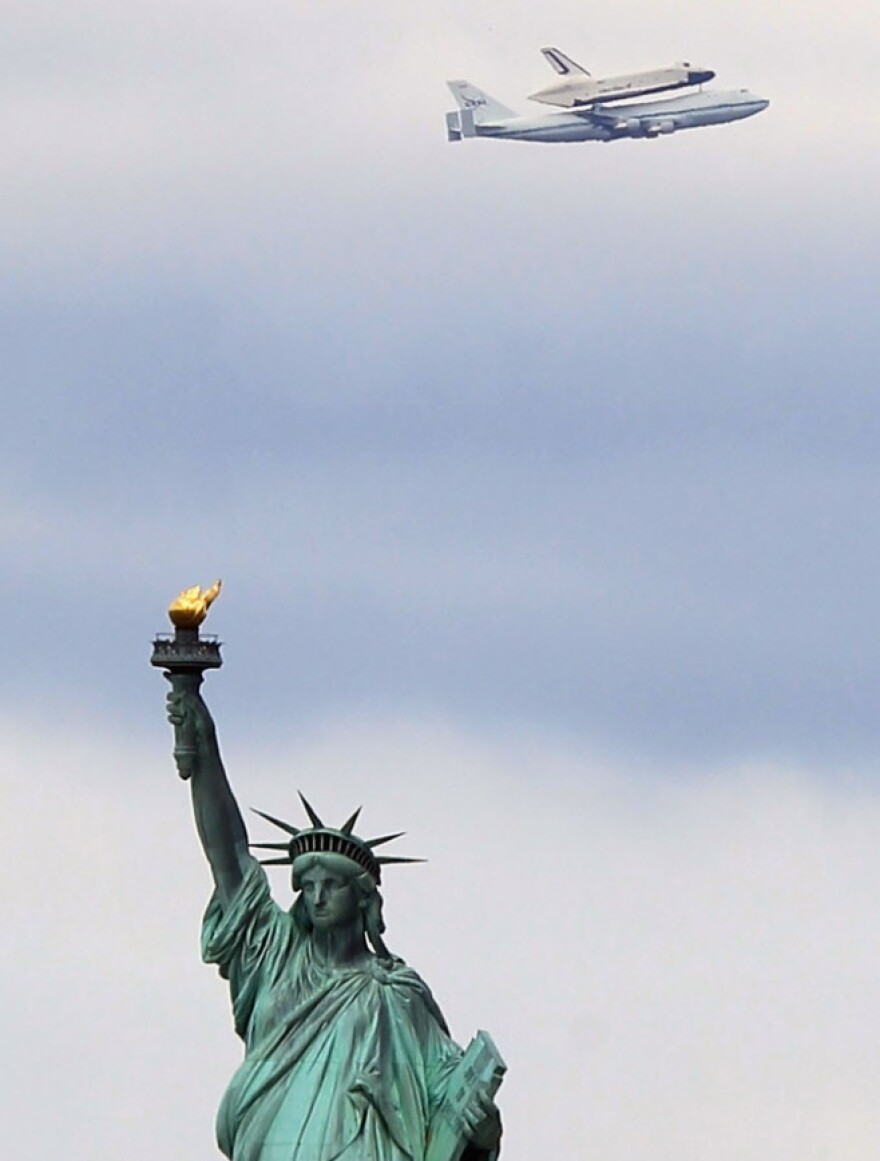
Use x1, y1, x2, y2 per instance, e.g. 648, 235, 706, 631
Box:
299, 863, 361, 930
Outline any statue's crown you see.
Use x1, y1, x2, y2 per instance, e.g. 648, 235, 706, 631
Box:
250, 793, 422, 884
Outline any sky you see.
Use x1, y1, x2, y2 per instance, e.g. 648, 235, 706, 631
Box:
3, 1, 880, 1158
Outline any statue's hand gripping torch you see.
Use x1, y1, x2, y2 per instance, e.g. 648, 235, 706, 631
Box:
151, 581, 223, 781
164, 672, 205, 780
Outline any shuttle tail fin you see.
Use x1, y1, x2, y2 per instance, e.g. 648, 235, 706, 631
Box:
446, 80, 516, 124
540, 47, 591, 77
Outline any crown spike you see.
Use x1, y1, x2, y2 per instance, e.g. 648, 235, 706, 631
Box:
251, 808, 300, 836
366, 832, 406, 849
298, 792, 325, 829
340, 807, 362, 835
252, 795, 420, 882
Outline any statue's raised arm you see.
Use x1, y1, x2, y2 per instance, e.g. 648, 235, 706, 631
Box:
152, 580, 248, 904
166, 684, 249, 903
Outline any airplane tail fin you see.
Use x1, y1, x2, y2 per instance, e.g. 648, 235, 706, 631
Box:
446, 80, 516, 124
540, 47, 591, 77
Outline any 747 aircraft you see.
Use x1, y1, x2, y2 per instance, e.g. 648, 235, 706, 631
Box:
446, 80, 768, 144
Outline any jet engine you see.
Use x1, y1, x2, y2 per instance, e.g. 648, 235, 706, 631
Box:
643, 119, 676, 137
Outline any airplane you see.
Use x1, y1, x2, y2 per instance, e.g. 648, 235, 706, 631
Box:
446, 80, 768, 144
529, 47, 715, 108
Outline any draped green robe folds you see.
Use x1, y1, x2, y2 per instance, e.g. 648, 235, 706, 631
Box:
202, 859, 497, 1161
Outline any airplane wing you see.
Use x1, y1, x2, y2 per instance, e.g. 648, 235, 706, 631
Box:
540, 47, 591, 77
571, 107, 625, 127
571, 105, 677, 137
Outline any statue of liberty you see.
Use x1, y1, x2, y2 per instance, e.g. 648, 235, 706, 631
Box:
158, 588, 504, 1161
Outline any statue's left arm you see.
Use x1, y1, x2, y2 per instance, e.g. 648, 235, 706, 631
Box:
462, 1089, 503, 1156
166, 684, 251, 906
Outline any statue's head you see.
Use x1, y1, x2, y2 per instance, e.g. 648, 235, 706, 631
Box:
289, 851, 384, 946
250, 795, 423, 959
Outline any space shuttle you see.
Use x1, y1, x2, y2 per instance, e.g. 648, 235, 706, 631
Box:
529, 47, 715, 108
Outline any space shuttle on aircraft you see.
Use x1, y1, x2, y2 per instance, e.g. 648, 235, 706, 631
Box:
529, 46, 715, 108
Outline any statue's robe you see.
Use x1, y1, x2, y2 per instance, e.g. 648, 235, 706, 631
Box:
202, 859, 497, 1161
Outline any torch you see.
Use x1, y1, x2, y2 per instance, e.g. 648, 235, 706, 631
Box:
151, 580, 223, 779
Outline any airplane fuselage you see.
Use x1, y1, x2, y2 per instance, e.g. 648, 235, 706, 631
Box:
459, 89, 768, 144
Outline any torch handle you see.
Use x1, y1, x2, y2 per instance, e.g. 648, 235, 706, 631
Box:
165, 670, 204, 780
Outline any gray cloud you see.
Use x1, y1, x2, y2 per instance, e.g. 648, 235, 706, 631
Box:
3, 222, 880, 760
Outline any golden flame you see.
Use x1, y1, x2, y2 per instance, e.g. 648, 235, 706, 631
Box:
168, 580, 222, 629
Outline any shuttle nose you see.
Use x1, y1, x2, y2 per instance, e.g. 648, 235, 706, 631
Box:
689, 68, 715, 85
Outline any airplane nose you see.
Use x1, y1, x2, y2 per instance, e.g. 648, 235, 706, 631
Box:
689, 68, 715, 84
